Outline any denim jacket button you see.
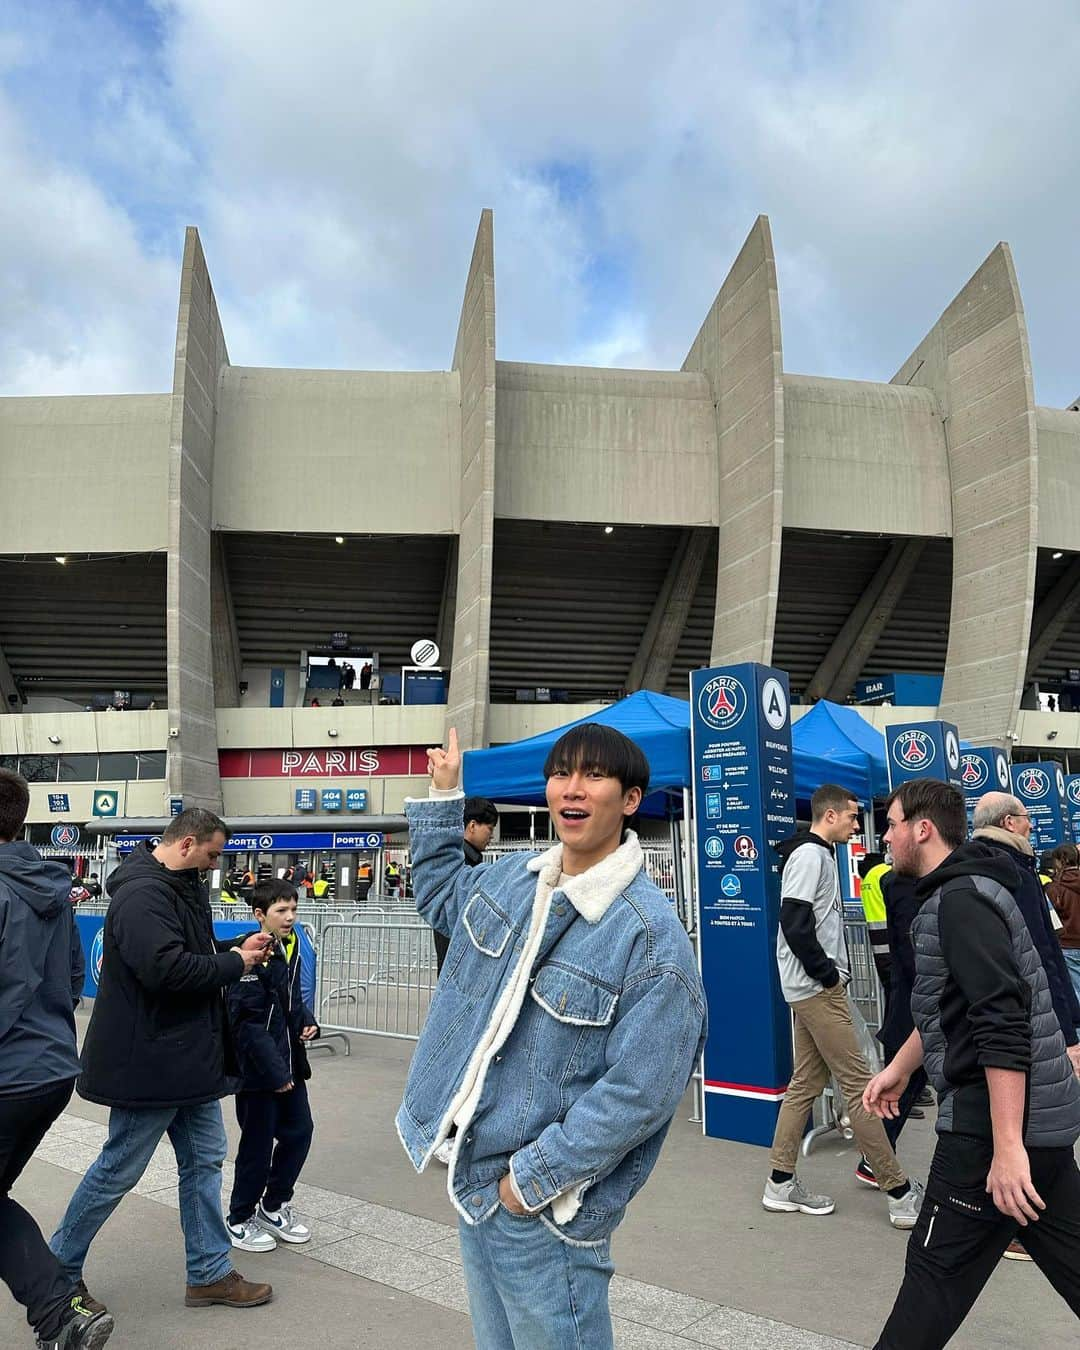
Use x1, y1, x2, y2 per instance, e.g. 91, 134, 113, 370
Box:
471, 1195, 484, 1207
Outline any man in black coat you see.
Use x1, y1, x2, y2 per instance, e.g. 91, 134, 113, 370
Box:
49, 810, 275, 1313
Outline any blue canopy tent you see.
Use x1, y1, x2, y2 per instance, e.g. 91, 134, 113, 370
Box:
791, 701, 889, 806
463, 690, 692, 818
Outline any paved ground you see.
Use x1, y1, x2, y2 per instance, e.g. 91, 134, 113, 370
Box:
3, 1014, 1077, 1349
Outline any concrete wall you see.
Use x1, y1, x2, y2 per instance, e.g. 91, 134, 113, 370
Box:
783, 376, 950, 536
893, 244, 1039, 744
213, 368, 461, 533
0, 710, 168, 755
444, 211, 497, 751
683, 216, 785, 666
0, 395, 170, 553
166, 228, 229, 809
215, 704, 443, 749
494, 363, 717, 524
1036, 407, 1080, 551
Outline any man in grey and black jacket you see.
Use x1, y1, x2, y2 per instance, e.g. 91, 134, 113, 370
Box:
866, 779, 1080, 1349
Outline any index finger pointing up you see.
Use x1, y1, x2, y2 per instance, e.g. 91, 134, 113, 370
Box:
447, 726, 459, 755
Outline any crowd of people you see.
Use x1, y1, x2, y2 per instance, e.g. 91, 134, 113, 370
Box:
5, 739, 1080, 1348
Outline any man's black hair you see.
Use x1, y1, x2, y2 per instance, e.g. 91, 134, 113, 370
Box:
811, 783, 859, 821
0, 767, 30, 842
250, 877, 299, 914
464, 797, 499, 828
162, 807, 231, 845
543, 723, 650, 797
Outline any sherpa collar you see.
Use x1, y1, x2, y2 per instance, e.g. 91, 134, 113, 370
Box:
973, 825, 1035, 858
525, 831, 643, 924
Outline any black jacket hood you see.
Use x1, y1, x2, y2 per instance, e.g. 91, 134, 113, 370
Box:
774, 831, 833, 863
106, 840, 202, 902
0, 841, 72, 919
914, 841, 1023, 904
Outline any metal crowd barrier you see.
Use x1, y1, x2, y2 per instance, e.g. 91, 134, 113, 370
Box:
316, 921, 437, 1041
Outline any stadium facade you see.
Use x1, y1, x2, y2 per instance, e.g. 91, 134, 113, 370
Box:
3, 212, 1080, 830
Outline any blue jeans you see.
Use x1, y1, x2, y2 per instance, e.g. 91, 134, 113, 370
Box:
458, 1206, 614, 1350
50, 1101, 233, 1288
1064, 950, 1080, 1005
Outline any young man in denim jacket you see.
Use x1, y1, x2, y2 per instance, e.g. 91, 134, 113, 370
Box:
397, 723, 706, 1349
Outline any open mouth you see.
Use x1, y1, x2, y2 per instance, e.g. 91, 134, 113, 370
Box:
559, 809, 590, 823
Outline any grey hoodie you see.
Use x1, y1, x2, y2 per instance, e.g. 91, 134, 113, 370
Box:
0, 842, 83, 1095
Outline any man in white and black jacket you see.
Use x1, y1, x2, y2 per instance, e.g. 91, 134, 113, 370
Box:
866, 779, 1080, 1349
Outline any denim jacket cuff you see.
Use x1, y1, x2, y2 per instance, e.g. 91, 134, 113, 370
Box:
509, 1142, 561, 1213
404, 797, 466, 830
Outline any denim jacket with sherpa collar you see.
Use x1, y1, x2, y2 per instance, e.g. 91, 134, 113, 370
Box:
396, 796, 707, 1246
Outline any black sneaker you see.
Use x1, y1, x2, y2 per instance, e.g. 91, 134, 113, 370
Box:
854, 1157, 880, 1189
75, 1282, 108, 1316
36, 1298, 115, 1350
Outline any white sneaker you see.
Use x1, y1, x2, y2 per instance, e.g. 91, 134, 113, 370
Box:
433, 1139, 455, 1166
227, 1218, 277, 1252
256, 1202, 311, 1244
762, 1176, 835, 1215
888, 1180, 925, 1230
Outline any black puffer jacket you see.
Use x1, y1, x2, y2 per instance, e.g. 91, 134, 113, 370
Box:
78, 843, 244, 1109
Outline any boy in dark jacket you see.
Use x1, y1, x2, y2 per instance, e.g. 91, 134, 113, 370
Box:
0, 768, 111, 1350
225, 880, 318, 1252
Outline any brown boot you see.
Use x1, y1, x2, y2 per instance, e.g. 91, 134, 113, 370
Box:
76, 1280, 108, 1315
184, 1270, 273, 1308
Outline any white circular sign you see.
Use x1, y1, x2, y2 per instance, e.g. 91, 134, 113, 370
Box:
761, 677, 788, 731
945, 729, 960, 772
410, 639, 440, 668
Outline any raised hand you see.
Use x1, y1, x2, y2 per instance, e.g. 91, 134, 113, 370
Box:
427, 726, 461, 791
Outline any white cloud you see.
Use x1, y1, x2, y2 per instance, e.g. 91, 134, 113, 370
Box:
1, 0, 1079, 401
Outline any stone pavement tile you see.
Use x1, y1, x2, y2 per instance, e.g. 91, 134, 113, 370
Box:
142, 1185, 180, 1210
413, 1265, 472, 1315
278, 1216, 359, 1249
287, 1179, 364, 1218
424, 1234, 464, 1264
613, 1317, 701, 1348
334, 1200, 457, 1249
681, 1305, 861, 1348
131, 1165, 180, 1195
48, 1115, 107, 1145
33, 1140, 102, 1172
309, 1232, 458, 1292
609, 1274, 715, 1334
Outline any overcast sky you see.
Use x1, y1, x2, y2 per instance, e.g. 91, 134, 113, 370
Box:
2, 0, 1078, 404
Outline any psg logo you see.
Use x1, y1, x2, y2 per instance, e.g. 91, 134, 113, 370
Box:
698, 676, 747, 732
90, 928, 105, 986
892, 729, 935, 771
1068, 778, 1080, 807
1016, 767, 1050, 800
960, 755, 988, 790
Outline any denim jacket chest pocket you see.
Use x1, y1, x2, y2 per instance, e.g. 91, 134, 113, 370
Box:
526, 963, 619, 1087
448, 891, 515, 997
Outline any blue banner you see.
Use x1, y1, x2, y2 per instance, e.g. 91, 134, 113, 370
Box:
886, 720, 962, 790
115, 831, 384, 854
1066, 776, 1080, 845
959, 745, 1011, 827
76, 916, 317, 1009
690, 664, 794, 1146
1011, 763, 1068, 853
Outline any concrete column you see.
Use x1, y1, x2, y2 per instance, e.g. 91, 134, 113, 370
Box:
0, 640, 19, 713
805, 539, 926, 703
1026, 555, 1080, 678
444, 211, 496, 750
683, 216, 785, 666
167, 228, 229, 810
436, 536, 459, 671
627, 528, 711, 692
893, 244, 1038, 742
211, 533, 241, 709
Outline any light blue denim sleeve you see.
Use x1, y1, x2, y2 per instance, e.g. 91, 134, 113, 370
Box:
509, 967, 706, 1211
405, 797, 492, 938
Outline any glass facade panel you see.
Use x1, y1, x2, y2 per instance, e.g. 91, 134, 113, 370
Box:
99, 752, 138, 781
137, 751, 166, 780
57, 754, 99, 782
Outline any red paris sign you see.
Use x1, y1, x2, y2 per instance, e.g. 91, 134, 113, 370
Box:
219, 747, 426, 779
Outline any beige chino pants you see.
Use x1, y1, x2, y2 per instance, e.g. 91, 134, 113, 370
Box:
769, 982, 907, 1192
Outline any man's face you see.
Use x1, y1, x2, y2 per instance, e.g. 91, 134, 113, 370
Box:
181, 830, 227, 872
545, 766, 640, 859
883, 808, 920, 877
465, 819, 495, 852
821, 801, 861, 845
1003, 807, 1033, 841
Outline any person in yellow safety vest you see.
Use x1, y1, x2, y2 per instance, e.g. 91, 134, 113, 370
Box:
220, 872, 240, 904
385, 860, 401, 898
858, 852, 892, 995
312, 874, 331, 900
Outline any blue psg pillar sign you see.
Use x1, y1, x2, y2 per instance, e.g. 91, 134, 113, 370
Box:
886, 721, 963, 790
690, 664, 795, 1147
1065, 776, 1080, 844
1011, 763, 1068, 852
959, 745, 1011, 826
